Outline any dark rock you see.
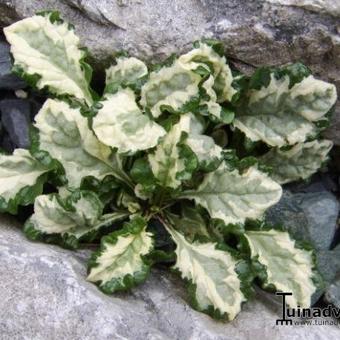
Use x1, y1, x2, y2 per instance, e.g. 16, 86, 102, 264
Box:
0, 40, 25, 90
317, 245, 340, 285
266, 190, 339, 250
312, 245, 340, 304
325, 277, 340, 309
0, 132, 15, 153
285, 173, 339, 194
0, 99, 31, 149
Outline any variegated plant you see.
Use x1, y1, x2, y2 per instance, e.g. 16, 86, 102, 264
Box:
1, 12, 337, 321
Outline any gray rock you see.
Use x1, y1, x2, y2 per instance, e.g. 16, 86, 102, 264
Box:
0, 41, 26, 90
0, 0, 339, 144
285, 173, 338, 194
266, 190, 339, 250
317, 245, 340, 285
0, 99, 31, 148
1, 214, 339, 340
325, 277, 340, 309
312, 245, 340, 304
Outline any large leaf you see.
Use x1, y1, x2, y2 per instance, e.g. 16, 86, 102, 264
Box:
92, 88, 165, 154
178, 42, 235, 102
0, 149, 51, 214
244, 229, 317, 308
105, 56, 147, 92
260, 139, 333, 184
181, 164, 282, 225
140, 62, 201, 118
87, 216, 154, 293
234, 71, 337, 146
4, 13, 94, 105
165, 225, 246, 320
34, 99, 129, 188
24, 190, 129, 246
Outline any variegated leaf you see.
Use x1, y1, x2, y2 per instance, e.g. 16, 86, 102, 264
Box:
166, 205, 211, 243
165, 225, 246, 320
34, 99, 129, 188
140, 62, 201, 118
178, 42, 236, 102
0, 149, 51, 214
244, 229, 317, 308
148, 114, 196, 189
234, 73, 337, 146
87, 216, 154, 293
106, 56, 147, 89
92, 88, 166, 154
148, 113, 223, 187
181, 164, 282, 225
25, 191, 129, 241
4, 13, 93, 105
260, 139, 333, 184
185, 113, 223, 171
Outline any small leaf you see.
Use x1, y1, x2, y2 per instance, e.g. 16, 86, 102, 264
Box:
24, 190, 129, 248
178, 42, 236, 102
87, 216, 154, 293
0, 149, 52, 214
166, 205, 211, 243
92, 88, 165, 154
105, 56, 148, 93
141, 62, 201, 118
148, 114, 196, 189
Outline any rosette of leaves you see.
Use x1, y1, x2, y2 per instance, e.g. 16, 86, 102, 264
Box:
1, 12, 337, 321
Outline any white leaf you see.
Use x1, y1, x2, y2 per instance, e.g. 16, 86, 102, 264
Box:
199, 75, 224, 119
87, 216, 154, 292
165, 225, 246, 320
245, 229, 316, 308
178, 42, 236, 102
234, 74, 337, 146
0, 149, 50, 207
261, 139, 333, 184
34, 99, 125, 188
140, 62, 201, 118
92, 88, 165, 154
4, 14, 93, 105
181, 164, 282, 225
185, 113, 223, 171
27, 191, 128, 238
148, 113, 196, 188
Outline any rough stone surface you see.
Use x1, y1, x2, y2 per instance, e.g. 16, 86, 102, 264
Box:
1, 214, 340, 340
0, 40, 25, 90
312, 245, 340, 304
0, 0, 339, 144
0, 98, 31, 149
317, 245, 340, 285
266, 190, 339, 250
325, 278, 340, 309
